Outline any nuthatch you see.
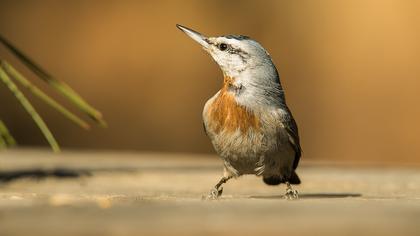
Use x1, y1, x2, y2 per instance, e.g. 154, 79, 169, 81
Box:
177, 25, 302, 200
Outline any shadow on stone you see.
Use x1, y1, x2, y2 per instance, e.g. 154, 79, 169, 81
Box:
250, 193, 362, 199
0, 168, 91, 183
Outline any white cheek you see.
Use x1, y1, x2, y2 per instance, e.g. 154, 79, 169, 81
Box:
209, 50, 246, 76
224, 55, 246, 74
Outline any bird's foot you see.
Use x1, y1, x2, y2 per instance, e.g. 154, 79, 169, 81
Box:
202, 176, 231, 200
203, 187, 223, 200
284, 184, 299, 200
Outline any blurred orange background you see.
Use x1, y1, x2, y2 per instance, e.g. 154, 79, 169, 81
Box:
1, 0, 419, 163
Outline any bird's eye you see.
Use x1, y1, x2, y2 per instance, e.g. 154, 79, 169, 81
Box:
218, 43, 228, 51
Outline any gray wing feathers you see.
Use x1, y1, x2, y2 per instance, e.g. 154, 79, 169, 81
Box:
283, 107, 302, 170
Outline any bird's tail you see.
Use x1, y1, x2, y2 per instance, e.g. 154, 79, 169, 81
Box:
263, 171, 301, 185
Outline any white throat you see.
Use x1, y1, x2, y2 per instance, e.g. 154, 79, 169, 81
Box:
225, 64, 285, 110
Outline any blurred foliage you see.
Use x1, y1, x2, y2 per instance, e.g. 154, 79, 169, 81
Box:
0, 34, 106, 152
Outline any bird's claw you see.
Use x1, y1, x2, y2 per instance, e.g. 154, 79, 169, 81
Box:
204, 187, 223, 200
284, 187, 299, 200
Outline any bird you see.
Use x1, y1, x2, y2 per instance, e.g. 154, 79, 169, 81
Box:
176, 24, 302, 200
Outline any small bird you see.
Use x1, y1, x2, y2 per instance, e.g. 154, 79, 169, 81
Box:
177, 24, 302, 199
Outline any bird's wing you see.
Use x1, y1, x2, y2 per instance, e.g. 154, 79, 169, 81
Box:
282, 106, 302, 170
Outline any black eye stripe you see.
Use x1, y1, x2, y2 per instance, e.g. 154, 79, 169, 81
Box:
214, 42, 249, 58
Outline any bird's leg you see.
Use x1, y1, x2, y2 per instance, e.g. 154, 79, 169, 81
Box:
206, 176, 232, 200
284, 182, 299, 200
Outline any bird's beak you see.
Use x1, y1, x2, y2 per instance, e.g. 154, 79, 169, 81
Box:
176, 24, 209, 49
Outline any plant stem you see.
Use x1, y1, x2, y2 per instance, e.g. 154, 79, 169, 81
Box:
0, 136, 6, 149
0, 35, 106, 127
0, 68, 60, 152
0, 119, 16, 147
1, 61, 90, 130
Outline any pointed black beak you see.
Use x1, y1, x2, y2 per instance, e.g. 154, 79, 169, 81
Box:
176, 24, 210, 49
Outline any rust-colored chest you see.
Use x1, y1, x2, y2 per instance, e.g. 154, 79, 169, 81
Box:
206, 77, 260, 134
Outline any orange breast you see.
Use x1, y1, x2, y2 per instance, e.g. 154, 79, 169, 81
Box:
207, 77, 260, 133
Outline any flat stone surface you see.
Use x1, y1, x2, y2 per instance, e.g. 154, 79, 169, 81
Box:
0, 150, 420, 236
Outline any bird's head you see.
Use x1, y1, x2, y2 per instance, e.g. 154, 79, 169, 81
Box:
177, 24, 284, 108
176, 24, 277, 79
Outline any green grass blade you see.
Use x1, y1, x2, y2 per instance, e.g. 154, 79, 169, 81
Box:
0, 119, 17, 147
0, 34, 106, 126
1, 61, 90, 130
0, 68, 60, 152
